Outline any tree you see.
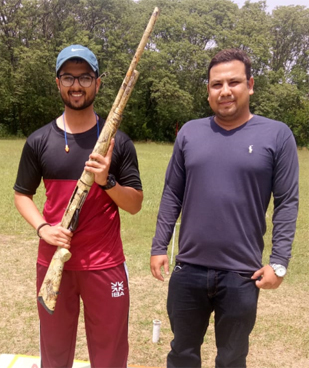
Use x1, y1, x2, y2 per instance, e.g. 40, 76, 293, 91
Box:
271, 5, 309, 77
0, 0, 308, 144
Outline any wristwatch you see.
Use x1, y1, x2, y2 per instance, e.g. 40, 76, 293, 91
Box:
100, 174, 116, 190
270, 263, 287, 277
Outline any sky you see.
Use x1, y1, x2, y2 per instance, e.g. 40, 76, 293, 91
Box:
235, 0, 308, 12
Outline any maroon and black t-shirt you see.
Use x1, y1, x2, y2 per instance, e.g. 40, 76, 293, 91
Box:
14, 117, 142, 271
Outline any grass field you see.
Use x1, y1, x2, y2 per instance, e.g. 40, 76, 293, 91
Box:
0, 140, 308, 368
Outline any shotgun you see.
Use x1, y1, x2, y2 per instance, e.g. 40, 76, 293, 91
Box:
38, 7, 160, 314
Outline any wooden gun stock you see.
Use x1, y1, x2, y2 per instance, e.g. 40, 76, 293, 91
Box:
38, 7, 159, 314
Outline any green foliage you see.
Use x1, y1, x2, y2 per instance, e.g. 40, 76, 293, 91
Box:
270, 5, 309, 75
291, 99, 309, 148
0, 0, 308, 143
251, 67, 309, 147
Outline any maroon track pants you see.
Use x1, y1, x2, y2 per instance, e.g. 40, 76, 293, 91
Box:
37, 263, 129, 368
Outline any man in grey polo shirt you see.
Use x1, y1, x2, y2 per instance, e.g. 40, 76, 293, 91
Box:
150, 48, 298, 368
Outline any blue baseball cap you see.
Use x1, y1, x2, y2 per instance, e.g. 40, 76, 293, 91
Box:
56, 45, 99, 76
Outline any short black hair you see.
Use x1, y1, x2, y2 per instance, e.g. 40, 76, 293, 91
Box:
208, 49, 252, 81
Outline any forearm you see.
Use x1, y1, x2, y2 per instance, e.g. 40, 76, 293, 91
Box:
271, 181, 298, 267
14, 191, 46, 230
14, 191, 73, 247
104, 184, 143, 214
152, 184, 183, 255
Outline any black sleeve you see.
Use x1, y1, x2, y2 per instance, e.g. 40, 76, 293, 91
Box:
109, 131, 143, 191
13, 140, 42, 195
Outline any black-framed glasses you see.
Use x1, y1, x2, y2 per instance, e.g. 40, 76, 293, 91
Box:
59, 74, 96, 88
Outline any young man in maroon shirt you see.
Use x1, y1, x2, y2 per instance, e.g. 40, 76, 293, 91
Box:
14, 45, 143, 368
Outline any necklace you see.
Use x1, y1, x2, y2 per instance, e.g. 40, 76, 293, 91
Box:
62, 112, 100, 153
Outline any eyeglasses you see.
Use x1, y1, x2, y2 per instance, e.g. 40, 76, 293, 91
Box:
59, 74, 96, 88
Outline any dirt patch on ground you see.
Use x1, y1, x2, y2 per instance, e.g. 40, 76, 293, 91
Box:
128, 275, 309, 368
1, 235, 308, 367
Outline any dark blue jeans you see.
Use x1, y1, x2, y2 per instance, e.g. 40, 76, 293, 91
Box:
167, 263, 260, 368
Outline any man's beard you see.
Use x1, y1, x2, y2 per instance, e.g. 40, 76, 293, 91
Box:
60, 91, 96, 111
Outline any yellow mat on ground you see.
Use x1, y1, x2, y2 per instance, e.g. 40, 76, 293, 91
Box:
0, 354, 159, 368
0, 354, 89, 368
